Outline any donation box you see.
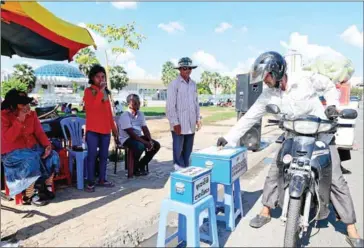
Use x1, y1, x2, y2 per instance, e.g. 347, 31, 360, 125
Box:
170, 166, 211, 205
191, 146, 248, 185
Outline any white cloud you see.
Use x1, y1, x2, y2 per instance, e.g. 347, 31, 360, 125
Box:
225, 57, 255, 77
241, 26, 248, 33
157, 22, 185, 33
107, 49, 135, 66
192, 50, 227, 71
215, 22, 232, 33
124, 60, 158, 80
78, 22, 107, 48
111, 2, 137, 9
340, 25, 363, 49
280, 32, 342, 63
170, 58, 178, 67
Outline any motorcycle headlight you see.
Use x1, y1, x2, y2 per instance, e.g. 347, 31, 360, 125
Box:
317, 123, 334, 133
283, 120, 294, 130
294, 120, 319, 134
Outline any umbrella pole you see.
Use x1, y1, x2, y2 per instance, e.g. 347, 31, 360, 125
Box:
104, 50, 116, 117
104, 50, 117, 152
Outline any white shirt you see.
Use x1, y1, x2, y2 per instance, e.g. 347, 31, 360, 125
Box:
166, 75, 200, 134
117, 109, 146, 145
224, 71, 340, 147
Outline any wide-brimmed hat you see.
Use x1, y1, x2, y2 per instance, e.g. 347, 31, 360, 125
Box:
174, 57, 198, 69
2, 89, 33, 107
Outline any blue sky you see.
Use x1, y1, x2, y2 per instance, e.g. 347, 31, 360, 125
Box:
1, 2, 363, 81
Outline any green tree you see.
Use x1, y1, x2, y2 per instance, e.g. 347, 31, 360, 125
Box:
161, 61, 179, 86
74, 47, 99, 76
221, 76, 236, 94
351, 87, 363, 99
72, 82, 79, 93
85, 23, 146, 88
1, 78, 28, 97
12, 64, 36, 92
109, 65, 129, 92
197, 82, 212, 94
200, 71, 222, 96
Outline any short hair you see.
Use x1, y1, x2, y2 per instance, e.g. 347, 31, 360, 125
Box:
126, 94, 140, 104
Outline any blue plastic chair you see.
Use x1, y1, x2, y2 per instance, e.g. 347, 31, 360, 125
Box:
60, 117, 87, 190
157, 195, 219, 247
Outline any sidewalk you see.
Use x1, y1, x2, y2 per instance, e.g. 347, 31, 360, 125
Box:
1, 116, 282, 247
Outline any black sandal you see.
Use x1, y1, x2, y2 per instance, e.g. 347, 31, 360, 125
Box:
85, 184, 95, 192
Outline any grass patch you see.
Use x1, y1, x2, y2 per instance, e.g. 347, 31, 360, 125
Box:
53, 106, 236, 122
203, 109, 237, 125
140, 107, 165, 116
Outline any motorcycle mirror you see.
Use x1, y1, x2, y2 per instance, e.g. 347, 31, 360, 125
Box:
340, 109, 358, 119
265, 104, 281, 114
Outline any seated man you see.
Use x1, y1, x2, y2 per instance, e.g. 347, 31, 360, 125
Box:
1, 89, 60, 206
117, 94, 160, 176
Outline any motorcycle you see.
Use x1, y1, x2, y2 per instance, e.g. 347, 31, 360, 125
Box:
265, 104, 357, 247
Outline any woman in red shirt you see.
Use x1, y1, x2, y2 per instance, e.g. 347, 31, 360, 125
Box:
1, 89, 60, 206
83, 65, 118, 192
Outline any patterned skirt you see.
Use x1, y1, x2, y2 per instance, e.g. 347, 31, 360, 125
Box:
2, 144, 60, 197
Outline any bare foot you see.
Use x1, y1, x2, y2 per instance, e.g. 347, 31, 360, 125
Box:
347, 224, 361, 239
260, 206, 271, 217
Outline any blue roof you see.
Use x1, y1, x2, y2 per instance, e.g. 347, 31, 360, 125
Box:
35, 64, 86, 78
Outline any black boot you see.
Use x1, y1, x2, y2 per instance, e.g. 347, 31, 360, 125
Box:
341, 165, 352, 174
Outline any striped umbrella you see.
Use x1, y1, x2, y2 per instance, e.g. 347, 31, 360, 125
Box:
1, 1, 96, 61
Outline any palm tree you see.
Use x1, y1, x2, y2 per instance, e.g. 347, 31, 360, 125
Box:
161, 61, 179, 86
210, 72, 222, 97
74, 48, 100, 76
12, 64, 36, 92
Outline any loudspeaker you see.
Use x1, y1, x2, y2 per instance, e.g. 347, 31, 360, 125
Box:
235, 73, 263, 113
237, 112, 262, 151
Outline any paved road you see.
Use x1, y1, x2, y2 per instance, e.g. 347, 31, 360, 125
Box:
223, 103, 363, 247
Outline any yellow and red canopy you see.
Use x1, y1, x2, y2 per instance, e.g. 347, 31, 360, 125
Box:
1, 1, 96, 61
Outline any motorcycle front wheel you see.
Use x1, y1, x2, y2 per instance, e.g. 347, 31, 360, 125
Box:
284, 197, 302, 247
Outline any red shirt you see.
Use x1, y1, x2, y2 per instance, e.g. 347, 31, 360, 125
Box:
1, 110, 50, 155
83, 85, 115, 134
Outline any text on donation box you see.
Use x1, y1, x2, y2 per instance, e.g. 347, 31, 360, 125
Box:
231, 151, 247, 182
193, 175, 211, 203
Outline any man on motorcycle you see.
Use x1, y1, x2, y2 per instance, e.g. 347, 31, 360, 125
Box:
216, 51, 363, 247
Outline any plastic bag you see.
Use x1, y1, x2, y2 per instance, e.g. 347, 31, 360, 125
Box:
302, 54, 355, 84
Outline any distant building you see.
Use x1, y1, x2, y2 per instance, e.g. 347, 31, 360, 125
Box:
33, 63, 87, 94
123, 78, 167, 100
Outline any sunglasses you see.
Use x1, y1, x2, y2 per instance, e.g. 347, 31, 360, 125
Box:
181, 67, 192, 71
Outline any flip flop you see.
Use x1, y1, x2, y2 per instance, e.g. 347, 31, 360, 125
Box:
85, 184, 95, 192
96, 181, 115, 188
346, 236, 364, 247
249, 215, 271, 228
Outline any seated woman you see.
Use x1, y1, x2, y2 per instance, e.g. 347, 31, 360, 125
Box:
117, 94, 160, 176
1, 89, 60, 206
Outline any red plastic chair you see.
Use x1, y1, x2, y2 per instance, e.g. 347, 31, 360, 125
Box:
4, 181, 23, 205
54, 148, 72, 186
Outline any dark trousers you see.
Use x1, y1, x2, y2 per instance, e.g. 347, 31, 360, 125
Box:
123, 136, 160, 172
171, 132, 195, 168
262, 145, 356, 224
86, 131, 111, 185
